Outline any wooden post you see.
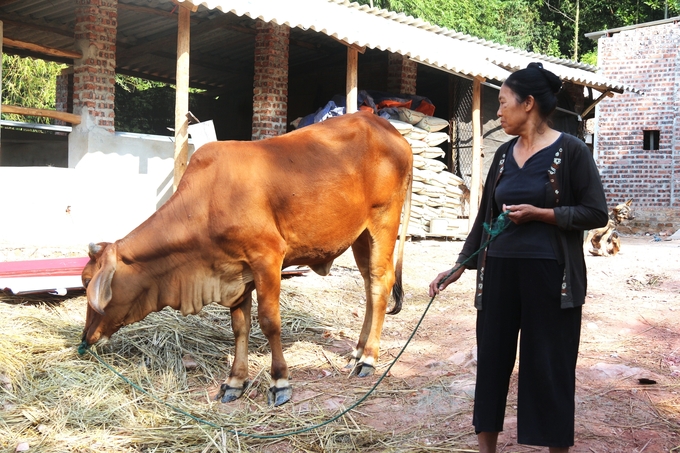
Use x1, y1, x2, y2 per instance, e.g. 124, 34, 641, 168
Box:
173, 6, 191, 192
346, 47, 358, 114
468, 76, 484, 232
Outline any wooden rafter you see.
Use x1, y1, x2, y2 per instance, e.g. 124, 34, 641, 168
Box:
117, 12, 235, 62
117, 3, 200, 22
1, 105, 81, 125
331, 36, 366, 54
0, 15, 74, 39
171, 0, 198, 13
3, 37, 81, 59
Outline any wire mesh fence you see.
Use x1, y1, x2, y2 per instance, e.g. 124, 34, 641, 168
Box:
451, 78, 473, 190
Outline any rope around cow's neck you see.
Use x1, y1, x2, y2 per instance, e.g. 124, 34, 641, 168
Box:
77, 211, 511, 439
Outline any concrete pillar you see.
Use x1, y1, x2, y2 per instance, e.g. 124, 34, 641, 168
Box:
387, 52, 417, 95
73, 0, 117, 132
252, 20, 289, 140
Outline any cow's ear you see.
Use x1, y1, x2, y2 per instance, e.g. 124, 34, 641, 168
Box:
87, 244, 117, 315
626, 199, 633, 206
88, 242, 111, 260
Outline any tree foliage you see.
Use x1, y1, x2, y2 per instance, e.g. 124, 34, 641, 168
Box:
359, 0, 680, 61
1, 55, 66, 124
539, 0, 680, 61
367, 0, 553, 52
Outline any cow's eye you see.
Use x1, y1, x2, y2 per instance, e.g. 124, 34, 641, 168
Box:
83, 278, 91, 288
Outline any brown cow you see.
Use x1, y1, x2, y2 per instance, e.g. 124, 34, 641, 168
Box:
81, 112, 413, 406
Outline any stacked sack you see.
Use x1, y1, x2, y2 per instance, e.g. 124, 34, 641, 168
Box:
388, 108, 468, 237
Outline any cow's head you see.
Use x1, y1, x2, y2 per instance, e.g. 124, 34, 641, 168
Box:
81, 242, 147, 346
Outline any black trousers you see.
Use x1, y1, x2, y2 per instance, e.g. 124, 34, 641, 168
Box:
473, 257, 582, 448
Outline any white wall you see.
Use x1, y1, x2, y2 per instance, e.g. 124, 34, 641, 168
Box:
0, 117, 196, 247
68, 114, 185, 209
0, 166, 154, 246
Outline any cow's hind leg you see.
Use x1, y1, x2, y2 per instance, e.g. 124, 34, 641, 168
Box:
346, 231, 372, 375
348, 229, 395, 377
216, 291, 253, 403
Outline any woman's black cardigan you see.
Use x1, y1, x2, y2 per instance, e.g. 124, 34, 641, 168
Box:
455, 133, 609, 310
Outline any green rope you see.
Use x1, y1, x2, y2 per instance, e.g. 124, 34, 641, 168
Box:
437, 209, 511, 285
78, 211, 511, 439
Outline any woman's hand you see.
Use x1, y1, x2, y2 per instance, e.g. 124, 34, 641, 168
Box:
428, 265, 465, 297
503, 204, 556, 225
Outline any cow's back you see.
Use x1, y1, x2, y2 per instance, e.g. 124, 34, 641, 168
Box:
185, 112, 412, 266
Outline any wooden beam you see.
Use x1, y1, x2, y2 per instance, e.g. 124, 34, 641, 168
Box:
3, 37, 81, 60
0, 16, 74, 39
468, 76, 484, 232
171, 0, 199, 12
1, 105, 81, 125
580, 90, 614, 118
219, 22, 257, 35
117, 12, 234, 62
346, 47, 358, 114
117, 2, 199, 21
173, 6, 191, 192
332, 36, 365, 54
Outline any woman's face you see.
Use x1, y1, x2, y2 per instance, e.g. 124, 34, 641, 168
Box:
497, 84, 527, 136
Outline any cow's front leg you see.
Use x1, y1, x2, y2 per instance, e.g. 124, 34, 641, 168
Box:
216, 292, 252, 403
255, 266, 291, 406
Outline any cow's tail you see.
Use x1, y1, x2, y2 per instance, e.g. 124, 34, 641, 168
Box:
388, 171, 412, 315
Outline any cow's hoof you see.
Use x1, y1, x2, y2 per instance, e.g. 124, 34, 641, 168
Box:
348, 362, 375, 377
267, 385, 292, 407
344, 357, 358, 371
215, 382, 247, 403
356, 363, 376, 377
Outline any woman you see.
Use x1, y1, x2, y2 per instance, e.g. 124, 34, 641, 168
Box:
429, 63, 608, 452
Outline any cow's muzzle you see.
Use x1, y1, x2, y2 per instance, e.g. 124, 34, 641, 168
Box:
78, 335, 91, 355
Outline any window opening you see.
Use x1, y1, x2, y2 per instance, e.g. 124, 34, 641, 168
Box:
643, 130, 660, 150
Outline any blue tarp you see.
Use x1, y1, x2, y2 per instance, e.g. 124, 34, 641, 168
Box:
297, 90, 435, 129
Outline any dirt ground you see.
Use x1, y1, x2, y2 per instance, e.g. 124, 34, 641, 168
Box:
1, 234, 679, 452
263, 234, 680, 452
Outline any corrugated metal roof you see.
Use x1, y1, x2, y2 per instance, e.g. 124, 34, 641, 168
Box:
585, 16, 680, 40
178, 0, 636, 93
178, 0, 511, 83
0, 0, 636, 93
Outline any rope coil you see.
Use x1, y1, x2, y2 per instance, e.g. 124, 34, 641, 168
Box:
78, 210, 511, 439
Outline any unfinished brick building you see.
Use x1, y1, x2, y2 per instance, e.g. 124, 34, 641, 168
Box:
589, 18, 680, 232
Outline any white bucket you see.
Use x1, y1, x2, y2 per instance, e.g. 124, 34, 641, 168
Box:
429, 218, 448, 234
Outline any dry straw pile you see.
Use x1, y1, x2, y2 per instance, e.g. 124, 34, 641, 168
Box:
0, 283, 452, 453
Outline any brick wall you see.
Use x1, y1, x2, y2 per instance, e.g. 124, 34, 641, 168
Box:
73, 0, 117, 132
54, 68, 73, 127
387, 52, 417, 95
252, 20, 289, 140
596, 21, 680, 231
